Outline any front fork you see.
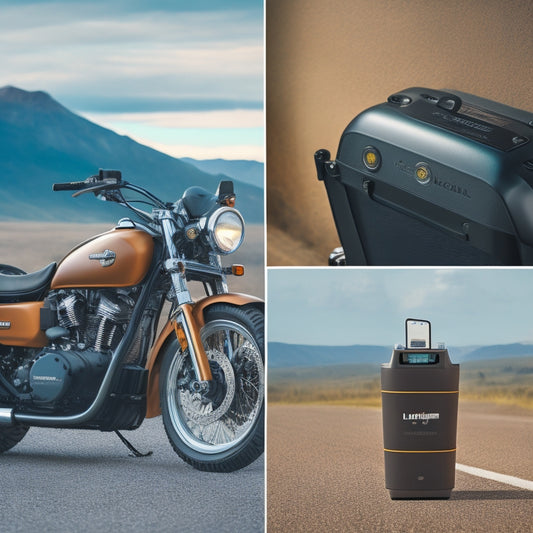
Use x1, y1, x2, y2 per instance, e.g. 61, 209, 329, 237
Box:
157, 211, 213, 383
173, 304, 212, 381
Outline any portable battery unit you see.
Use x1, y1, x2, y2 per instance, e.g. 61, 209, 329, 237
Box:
315, 87, 533, 265
381, 320, 459, 499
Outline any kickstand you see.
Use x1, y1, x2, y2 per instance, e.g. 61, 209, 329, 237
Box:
115, 430, 153, 458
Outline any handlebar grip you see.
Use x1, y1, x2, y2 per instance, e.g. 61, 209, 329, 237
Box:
52, 181, 87, 191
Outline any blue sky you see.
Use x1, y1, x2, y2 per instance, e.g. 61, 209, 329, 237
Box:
0, 0, 264, 161
268, 268, 533, 346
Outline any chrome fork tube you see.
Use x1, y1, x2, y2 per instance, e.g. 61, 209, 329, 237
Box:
175, 305, 213, 382
158, 213, 193, 305
156, 210, 212, 383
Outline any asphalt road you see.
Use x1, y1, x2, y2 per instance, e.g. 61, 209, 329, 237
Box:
0, 417, 264, 533
267, 402, 533, 533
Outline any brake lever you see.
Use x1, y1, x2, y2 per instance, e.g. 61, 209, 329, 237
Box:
71, 181, 126, 198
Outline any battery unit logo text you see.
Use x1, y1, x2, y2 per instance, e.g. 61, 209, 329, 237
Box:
403, 412, 440, 421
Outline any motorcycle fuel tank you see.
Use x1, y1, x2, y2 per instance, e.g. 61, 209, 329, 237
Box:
51, 228, 154, 289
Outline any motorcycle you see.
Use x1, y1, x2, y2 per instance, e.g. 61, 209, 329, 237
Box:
0, 170, 264, 472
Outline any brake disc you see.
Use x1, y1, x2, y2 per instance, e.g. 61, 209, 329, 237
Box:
180, 349, 235, 426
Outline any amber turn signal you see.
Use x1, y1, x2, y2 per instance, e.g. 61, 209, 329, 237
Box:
232, 264, 245, 276
173, 322, 188, 352
222, 196, 236, 208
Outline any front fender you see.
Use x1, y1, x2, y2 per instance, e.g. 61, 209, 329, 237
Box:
145, 293, 264, 418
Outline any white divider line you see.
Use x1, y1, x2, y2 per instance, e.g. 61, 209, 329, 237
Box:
456, 463, 533, 491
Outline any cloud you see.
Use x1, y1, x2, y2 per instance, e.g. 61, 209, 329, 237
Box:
0, 2, 263, 112
83, 109, 263, 129
268, 269, 533, 346
133, 141, 264, 162
0, 1, 264, 160
79, 108, 264, 160
391, 269, 456, 311
72, 98, 262, 114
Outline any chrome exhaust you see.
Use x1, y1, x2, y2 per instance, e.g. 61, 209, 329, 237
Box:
0, 408, 14, 426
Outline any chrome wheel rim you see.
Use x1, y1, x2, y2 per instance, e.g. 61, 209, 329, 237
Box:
166, 319, 264, 454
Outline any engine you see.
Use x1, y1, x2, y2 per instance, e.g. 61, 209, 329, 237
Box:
55, 288, 137, 353
2, 287, 139, 411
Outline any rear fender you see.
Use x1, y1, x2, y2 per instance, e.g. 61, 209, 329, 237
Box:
145, 293, 263, 418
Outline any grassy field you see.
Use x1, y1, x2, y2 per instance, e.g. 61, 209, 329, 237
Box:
268, 356, 533, 411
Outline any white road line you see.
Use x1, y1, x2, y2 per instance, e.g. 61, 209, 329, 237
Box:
456, 463, 533, 490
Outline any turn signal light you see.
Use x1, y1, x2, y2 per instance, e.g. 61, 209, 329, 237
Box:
232, 264, 245, 276
173, 322, 188, 351
222, 196, 236, 208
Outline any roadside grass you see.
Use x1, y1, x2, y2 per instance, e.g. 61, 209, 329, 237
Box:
268, 357, 533, 410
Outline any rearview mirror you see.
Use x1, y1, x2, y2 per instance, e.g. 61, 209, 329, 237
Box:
217, 180, 234, 198
99, 169, 122, 182
216, 180, 236, 206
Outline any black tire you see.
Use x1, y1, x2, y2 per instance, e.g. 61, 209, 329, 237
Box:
0, 266, 28, 452
160, 303, 264, 472
0, 425, 29, 453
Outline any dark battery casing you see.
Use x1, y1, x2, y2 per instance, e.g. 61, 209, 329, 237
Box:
316, 87, 533, 265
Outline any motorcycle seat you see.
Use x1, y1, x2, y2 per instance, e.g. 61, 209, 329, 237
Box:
0, 262, 57, 303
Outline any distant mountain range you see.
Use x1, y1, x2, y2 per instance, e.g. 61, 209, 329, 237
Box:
181, 158, 263, 188
0, 86, 263, 223
268, 341, 533, 367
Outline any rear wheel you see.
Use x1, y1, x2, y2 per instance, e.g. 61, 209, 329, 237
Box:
0, 425, 29, 453
0, 265, 29, 453
160, 304, 264, 472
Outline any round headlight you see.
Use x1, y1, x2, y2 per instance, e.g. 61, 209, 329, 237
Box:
207, 207, 245, 254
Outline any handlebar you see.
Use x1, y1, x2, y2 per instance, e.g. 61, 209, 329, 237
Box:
50, 171, 167, 223
52, 181, 88, 191
53, 170, 123, 193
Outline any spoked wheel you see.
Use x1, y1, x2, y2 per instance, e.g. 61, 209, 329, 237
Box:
160, 303, 264, 472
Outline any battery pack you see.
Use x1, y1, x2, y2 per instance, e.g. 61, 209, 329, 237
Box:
316, 87, 533, 265
381, 346, 459, 499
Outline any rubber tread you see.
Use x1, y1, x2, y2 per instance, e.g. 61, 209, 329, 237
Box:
160, 303, 264, 472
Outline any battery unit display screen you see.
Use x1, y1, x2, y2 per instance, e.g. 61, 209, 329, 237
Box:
400, 353, 439, 364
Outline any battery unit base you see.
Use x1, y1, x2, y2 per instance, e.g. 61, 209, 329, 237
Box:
389, 489, 451, 500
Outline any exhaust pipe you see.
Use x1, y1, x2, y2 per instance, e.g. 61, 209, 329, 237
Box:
0, 408, 14, 426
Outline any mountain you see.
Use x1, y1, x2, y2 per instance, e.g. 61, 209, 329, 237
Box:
456, 343, 533, 362
0, 86, 263, 223
181, 157, 263, 188
268, 341, 533, 368
268, 342, 391, 368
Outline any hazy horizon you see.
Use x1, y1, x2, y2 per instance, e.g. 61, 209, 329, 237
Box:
268, 268, 533, 346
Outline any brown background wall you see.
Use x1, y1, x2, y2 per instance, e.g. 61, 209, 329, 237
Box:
266, 0, 533, 265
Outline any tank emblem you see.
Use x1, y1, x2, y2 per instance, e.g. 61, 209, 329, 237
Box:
0, 321, 11, 329
89, 249, 116, 267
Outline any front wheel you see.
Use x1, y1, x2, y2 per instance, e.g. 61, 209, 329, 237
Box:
160, 303, 264, 472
